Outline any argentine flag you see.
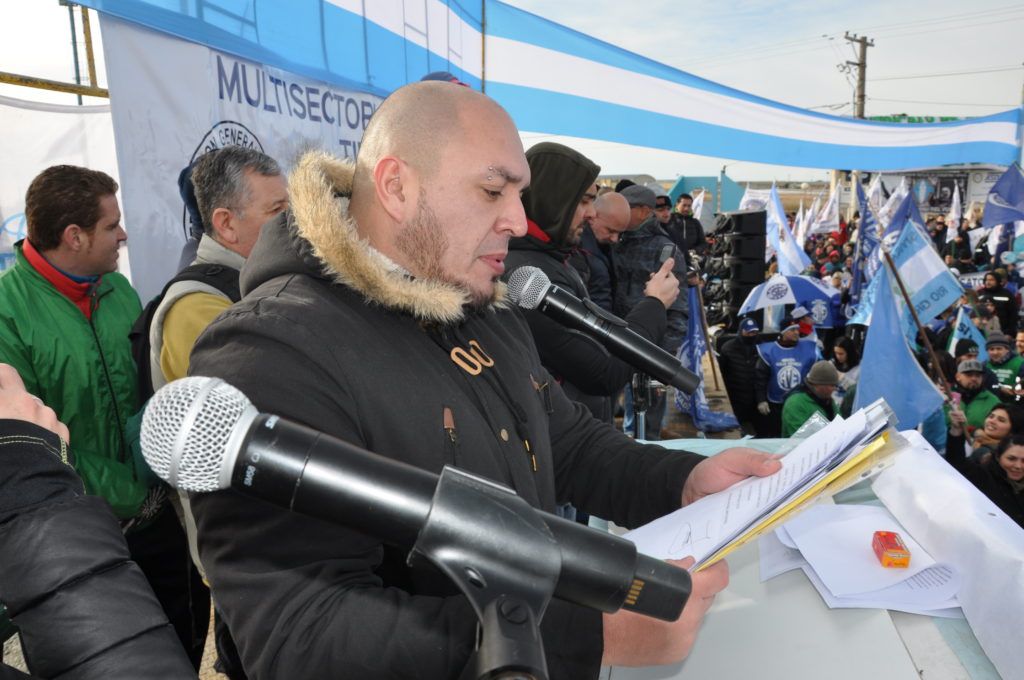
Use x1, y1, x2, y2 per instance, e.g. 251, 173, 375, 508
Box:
851, 217, 963, 327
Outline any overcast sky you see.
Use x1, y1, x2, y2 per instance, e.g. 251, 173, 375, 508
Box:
2, 0, 1021, 181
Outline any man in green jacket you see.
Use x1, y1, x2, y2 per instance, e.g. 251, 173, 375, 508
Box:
0, 165, 203, 668
781, 360, 839, 437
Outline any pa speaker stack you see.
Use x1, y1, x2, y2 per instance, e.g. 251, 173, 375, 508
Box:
711, 210, 766, 331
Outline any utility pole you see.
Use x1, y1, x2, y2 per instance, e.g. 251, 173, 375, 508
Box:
844, 32, 874, 119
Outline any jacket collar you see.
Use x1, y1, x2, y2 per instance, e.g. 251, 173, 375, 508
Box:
285, 151, 506, 325
19, 240, 98, 319
195, 234, 246, 270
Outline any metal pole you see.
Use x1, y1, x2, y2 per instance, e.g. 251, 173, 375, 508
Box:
81, 7, 98, 89
64, 3, 83, 104
480, 0, 486, 93
694, 282, 721, 391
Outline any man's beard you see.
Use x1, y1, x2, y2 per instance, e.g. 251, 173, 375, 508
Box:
395, 191, 494, 310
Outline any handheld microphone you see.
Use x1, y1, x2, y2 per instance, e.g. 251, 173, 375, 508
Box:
141, 377, 691, 622
506, 267, 699, 394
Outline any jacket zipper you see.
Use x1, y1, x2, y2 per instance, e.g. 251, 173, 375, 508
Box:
87, 283, 129, 466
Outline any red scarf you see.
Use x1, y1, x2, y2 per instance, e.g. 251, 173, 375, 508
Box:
22, 240, 97, 320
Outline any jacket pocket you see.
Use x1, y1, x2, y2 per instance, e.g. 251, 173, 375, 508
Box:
442, 406, 460, 466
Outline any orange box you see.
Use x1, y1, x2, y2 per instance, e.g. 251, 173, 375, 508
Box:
872, 531, 910, 568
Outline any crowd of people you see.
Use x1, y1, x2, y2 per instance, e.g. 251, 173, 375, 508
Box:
0, 79, 1019, 680
714, 200, 1023, 528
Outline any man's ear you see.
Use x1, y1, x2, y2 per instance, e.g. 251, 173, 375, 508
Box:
373, 155, 417, 223
61, 224, 83, 251
209, 207, 236, 245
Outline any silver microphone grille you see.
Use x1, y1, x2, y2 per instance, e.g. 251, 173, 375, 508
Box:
505, 266, 551, 310
141, 376, 258, 493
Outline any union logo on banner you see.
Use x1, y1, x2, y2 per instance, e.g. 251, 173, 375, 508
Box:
811, 299, 829, 324
767, 283, 789, 300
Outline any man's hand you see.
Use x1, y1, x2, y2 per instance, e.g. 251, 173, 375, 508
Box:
644, 257, 680, 309
682, 446, 781, 506
601, 557, 727, 668
0, 363, 70, 442
948, 407, 967, 437
756, 401, 771, 416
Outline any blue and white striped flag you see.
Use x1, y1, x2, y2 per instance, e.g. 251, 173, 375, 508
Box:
850, 216, 963, 326
674, 287, 738, 432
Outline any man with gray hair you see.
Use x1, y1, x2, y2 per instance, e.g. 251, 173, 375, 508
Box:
152, 145, 287, 390
149, 144, 286, 679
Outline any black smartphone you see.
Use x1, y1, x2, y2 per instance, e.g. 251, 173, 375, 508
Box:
656, 244, 676, 268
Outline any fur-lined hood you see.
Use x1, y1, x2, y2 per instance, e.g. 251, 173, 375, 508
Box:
246, 151, 505, 325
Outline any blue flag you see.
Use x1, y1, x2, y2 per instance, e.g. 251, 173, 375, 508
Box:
853, 266, 944, 429
851, 182, 880, 306
982, 165, 1024, 228
991, 222, 1014, 266
674, 287, 738, 432
947, 306, 988, 363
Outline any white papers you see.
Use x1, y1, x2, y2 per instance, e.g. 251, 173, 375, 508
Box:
871, 431, 1024, 680
624, 406, 889, 568
762, 504, 963, 618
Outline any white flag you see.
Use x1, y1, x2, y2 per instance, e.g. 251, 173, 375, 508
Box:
945, 183, 962, 244
877, 177, 908, 230
690, 188, 705, 223
866, 174, 885, 216
739, 185, 771, 211
809, 184, 840, 235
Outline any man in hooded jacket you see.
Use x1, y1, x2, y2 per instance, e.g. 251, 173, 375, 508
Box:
187, 83, 780, 680
504, 142, 679, 422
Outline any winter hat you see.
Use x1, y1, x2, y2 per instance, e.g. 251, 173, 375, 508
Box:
791, 305, 811, 319
805, 360, 840, 386
954, 339, 979, 358
621, 185, 657, 209
986, 331, 1011, 349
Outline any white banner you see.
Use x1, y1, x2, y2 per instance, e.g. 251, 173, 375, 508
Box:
100, 16, 383, 300
0, 94, 118, 271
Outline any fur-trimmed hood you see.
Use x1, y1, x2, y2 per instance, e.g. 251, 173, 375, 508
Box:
243, 151, 505, 324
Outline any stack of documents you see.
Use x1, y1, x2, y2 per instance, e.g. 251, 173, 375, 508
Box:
624, 401, 895, 570
759, 504, 963, 618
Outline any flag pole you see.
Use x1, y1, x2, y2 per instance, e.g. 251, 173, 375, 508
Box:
882, 250, 950, 393
694, 280, 721, 391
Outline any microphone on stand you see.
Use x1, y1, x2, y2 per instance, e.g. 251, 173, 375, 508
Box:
140, 377, 691, 622
505, 267, 699, 394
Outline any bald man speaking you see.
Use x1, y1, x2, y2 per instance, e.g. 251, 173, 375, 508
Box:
187, 81, 780, 679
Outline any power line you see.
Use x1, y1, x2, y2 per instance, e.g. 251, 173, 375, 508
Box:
870, 65, 1023, 82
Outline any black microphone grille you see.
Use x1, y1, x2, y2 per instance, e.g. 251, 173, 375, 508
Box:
141, 376, 258, 493
505, 266, 551, 310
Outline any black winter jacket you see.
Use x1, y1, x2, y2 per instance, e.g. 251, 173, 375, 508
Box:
0, 420, 194, 680
188, 152, 703, 680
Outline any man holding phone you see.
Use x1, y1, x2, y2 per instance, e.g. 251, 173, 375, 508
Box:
505, 144, 680, 425
613, 185, 689, 439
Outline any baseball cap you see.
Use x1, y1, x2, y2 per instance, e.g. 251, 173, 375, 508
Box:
957, 359, 984, 374
420, 71, 470, 87
740, 318, 760, 333
791, 305, 811, 319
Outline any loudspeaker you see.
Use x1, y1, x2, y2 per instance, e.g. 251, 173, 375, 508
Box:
723, 233, 765, 260
725, 257, 765, 284
715, 210, 767, 236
